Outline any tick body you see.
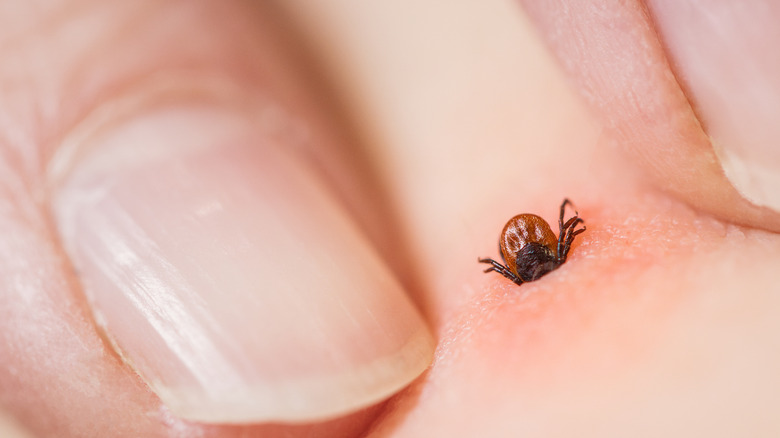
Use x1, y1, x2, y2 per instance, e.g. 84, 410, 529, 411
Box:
479, 199, 586, 286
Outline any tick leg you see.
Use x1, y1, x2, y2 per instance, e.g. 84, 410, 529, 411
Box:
558, 199, 580, 256
558, 198, 576, 231
558, 219, 579, 260
478, 257, 524, 285
478, 257, 511, 274
557, 215, 580, 255
559, 220, 586, 262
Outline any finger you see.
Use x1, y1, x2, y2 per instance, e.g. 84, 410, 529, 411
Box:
276, 0, 601, 319
276, 1, 780, 436
518, 0, 780, 232
1, 1, 432, 435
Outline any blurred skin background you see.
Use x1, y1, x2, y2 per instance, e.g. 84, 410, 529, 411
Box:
2, 1, 780, 437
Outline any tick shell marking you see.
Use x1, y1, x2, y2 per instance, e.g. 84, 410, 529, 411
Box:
500, 214, 558, 277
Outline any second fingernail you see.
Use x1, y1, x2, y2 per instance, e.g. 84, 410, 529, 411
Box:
648, 0, 780, 211
51, 100, 434, 423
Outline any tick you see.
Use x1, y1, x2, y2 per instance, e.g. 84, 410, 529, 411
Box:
478, 199, 586, 286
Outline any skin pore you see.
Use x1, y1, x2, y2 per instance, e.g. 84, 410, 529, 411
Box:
1, 1, 779, 437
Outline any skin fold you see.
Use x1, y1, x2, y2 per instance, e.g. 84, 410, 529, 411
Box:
1, 1, 779, 437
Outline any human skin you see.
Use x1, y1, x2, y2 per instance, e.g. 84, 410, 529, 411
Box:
2, 1, 780, 437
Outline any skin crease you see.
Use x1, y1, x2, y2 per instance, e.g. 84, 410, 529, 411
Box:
1, 1, 780, 438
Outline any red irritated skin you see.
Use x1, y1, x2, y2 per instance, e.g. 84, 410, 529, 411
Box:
3, 1, 780, 438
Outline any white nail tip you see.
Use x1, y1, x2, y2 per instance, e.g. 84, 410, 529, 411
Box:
714, 141, 780, 212
154, 328, 434, 423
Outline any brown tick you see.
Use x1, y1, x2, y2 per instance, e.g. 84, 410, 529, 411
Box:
479, 199, 586, 285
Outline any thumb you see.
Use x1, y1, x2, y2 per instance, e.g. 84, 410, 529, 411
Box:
2, 0, 433, 433
44, 8, 434, 426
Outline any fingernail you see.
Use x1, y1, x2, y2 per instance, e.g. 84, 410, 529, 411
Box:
648, 0, 780, 211
50, 99, 434, 423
